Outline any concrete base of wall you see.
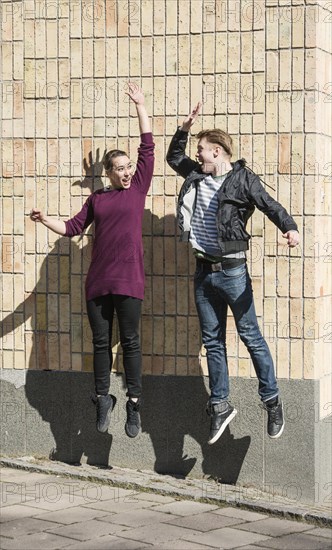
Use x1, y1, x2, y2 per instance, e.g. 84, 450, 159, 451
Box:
1, 370, 331, 507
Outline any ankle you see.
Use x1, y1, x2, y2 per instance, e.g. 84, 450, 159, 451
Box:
128, 397, 140, 403
265, 397, 279, 407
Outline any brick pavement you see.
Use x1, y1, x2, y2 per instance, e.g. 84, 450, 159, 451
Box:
1, 466, 331, 550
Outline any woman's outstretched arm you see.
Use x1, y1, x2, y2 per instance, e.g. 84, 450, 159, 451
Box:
30, 209, 66, 235
126, 82, 151, 134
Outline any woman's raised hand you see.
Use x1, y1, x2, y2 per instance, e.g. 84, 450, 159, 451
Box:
126, 81, 145, 105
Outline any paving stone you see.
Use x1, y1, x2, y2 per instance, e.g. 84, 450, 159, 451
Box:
1, 472, 132, 507
1, 480, 100, 512
132, 491, 176, 504
119, 522, 202, 545
1, 465, 330, 550
235, 546, 271, 550
101, 541, 151, 550
0, 504, 44, 523
47, 518, 130, 541
0, 467, 27, 481
1, 481, 26, 496
0, 517, 59, 538
163, 510, 246, 531
306, 527, 332, 539
1, 473, 67, 493
103, 508, 180, 528
0, 469, 56, 485
20, 481, 87, 502
0, 492, 35, 507
64, 535, 128, 550
157, 540, 217, 549
82, 498, 155, 513
66, 536, 151, 550
182, 526, 271, 549
151, 500, 219, 516
1, 480, 71, 506
212, 507, 268, 522
22, 480, 91, 498
0, 537, 13, 550
0, 531, 74, 549
255, 532, 332, 549
33, 506, 110, 525
59, 483, 138, 502
19, 493, 89, 511
22, 475, 75, 486
238, 517, 313, 536
79, 485, 139, 502
11, 479, 131, 500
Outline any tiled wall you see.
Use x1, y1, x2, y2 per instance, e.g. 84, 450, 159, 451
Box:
1, 1, 331, 412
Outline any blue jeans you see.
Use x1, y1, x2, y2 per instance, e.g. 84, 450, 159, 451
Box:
194, 263, 279, 404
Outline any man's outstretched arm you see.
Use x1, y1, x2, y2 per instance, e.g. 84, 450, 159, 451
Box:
248, 175, 300, 248
166, 102, 202, 179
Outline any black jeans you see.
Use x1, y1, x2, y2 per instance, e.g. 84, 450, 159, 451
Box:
86, 294, 142, 398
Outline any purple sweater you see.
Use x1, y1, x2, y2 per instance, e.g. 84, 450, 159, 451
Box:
65, 133, 155, 301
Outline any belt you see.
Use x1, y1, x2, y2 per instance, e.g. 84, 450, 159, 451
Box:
196, 257, 246, 272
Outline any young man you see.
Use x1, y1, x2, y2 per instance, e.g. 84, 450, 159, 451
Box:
166, 103, 299, 444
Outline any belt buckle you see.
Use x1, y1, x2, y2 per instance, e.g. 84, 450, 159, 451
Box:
211, 262, 222, 272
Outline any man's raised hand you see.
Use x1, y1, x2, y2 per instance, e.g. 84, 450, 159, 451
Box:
181, 102, 202, 132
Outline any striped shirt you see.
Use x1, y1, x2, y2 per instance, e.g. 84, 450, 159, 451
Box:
190, 174, 227, 256
189, 174, 246, 260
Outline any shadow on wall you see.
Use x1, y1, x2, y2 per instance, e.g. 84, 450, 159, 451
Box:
141, 207, 251, 483
1, 150, 114, 466
0, 149, 250, 481
140, 375, 251, 484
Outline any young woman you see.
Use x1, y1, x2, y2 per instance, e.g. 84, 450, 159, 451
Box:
30, 83, 154, 438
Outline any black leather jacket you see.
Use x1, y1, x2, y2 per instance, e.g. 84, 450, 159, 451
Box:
166, 128, 298, 255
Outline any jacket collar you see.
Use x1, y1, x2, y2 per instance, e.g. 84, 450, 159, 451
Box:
231, 158, 247, 172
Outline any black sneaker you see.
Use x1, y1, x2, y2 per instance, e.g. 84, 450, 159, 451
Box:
261, 397, 284, 439
125, 398, 141, 438
91, 394, 117, 433
206, 401, 237, 445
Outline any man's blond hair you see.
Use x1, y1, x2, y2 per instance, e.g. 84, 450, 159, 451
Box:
196, 129, 233, 157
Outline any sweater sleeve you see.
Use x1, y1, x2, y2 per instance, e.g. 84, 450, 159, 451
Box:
132, 132, 155, 195
64, 194, 94, 237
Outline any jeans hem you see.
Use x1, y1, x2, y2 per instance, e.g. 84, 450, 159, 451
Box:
210, 397, 229, 404
261, 392, 279, 403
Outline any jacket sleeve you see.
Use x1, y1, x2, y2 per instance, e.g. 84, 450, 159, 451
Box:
64, 194, 94, 237
248, 174, 298, 233
166, 128, 200, 179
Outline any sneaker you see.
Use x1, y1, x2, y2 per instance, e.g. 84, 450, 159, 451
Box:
261, 397, 284, 439
125, 398, 141, 438
206, 401, 237, 445
91, 394, 117, 433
